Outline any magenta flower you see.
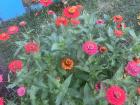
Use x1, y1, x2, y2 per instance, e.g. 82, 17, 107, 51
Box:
0, 75, 3, 82
125, 60, 140, 77
82, 41, 98, 56
47, 10, 55, 15
96, 19, 105, 25
17, 86, 26, 97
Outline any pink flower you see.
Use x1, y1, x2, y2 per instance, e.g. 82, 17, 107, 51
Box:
17, 86, 26, 97
0, 75, 3, 82
70, 19, 80, 26
96, 19, 105, 25
7, 25, 19, 35
39, 0, 53, 7
19, 21, 27, 27
95, 82, 101, 91
82, 41, 98, 56
47, 10, 55, 15
114, 30, 124, 38
117, 23, 126, 29
0, 97, 4, 105
106, 85, 126, 105
125, 60, 140, 77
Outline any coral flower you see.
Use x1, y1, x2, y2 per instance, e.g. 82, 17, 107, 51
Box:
82, 41, 98, 56
0, 75, 3, 83
61, 58, 74, 70
0, 97, 4, 105
117, 23, 126, 29
19, 21, 27, 27
125, 60, 140, 77
39, 0, 53, 7
106, 85, 126, 105
70, 19, 80, 26
7, 25, 19, 35
113, 15, 123, 23
8, 60, 23, 73
98, 45, 108, 53
17, 86, 26, 97
24, 41, 40, 54
55, 16, 68, 27
0, 32, 10, 41
63, 6, 80, 18
114, 30, 124, 37
96, 19, 105, 25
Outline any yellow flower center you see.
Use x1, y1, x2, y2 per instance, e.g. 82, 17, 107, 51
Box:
68, 7, 76, 14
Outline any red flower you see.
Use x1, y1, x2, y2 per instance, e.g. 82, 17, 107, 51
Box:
24, 42, 40, 54
39, 0, 53, 7
8, 60, 23, 73
106, 85, 126, 105
0, 97, 4, 105
113, 15, 123, 23
63, 6, 80, 18
114, 30, 124, 37
19, 21, 27, 27
0, 32, 10, 41
55, 17, 68, 27
117, 23, 126, 29
70, 19, 80, 26
7, 25, 19, 35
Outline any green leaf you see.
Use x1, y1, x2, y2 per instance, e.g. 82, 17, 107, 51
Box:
129, 29, 137, 39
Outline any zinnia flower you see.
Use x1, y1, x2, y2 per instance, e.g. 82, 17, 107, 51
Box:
70, 19, 80, 26
8, 60, 23, 73
96, 19, 105, 25
106, 85, 126, 105
82, 41, 98, 56
95, 82, 101, 91
63, 6, 80, 18
113, 15, 123, 23
19, 21, 27, 27
98, 45, 108, 53
24, 41, 40, 54
0, 97, 4, 105
17, 86, 26, 97
114, 30, 124, 37
55, 16, 68, 27
0, 32, 10, 41
0, 75, 3, 83
125, 60, 140, 77
47, 10, 55, 15
117, 23, 126, 29
61, 58, 74, 70
7, 25, 19, 35
39, 0, 53, 7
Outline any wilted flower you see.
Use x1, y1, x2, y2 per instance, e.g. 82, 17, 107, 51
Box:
7, 25, 19, 35
61, 57, 74, 70
98, 45, 108, 53
8, 60, 23, 73
82, 41, 98, 56
114, 30, 124, 37
17, 86, 26, 97
63, 6, 80, 18
106, 85, 126, 105
55, 16, 68, 27
116, 23, 126, 29
39, 0, 53, 7
113, 15, 123, 23
0, 32, 10, 41
24, 41, 40, 54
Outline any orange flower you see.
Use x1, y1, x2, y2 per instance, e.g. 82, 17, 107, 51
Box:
63, 6, 80, 18
98, 45, 108, 53
55, 16, 68, 27
114, 30, 124, 38
113, 15, 123, 23
61, 58, 74, 70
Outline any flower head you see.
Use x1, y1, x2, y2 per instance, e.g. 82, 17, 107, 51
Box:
0, 75, 3, 83
19, 21, 27, 27
63, 6, 80, 18
114, 30, 124, 37
96, 19, 105, 25
61, 58, 74, 70
24, 41, 40, 54
39, 0, 53, 7
55, 16, 68, 27
0, 97, 4, 105
82, 41, 98, 56
113, 15, 123, 23
8, 60, 23, 73
7, 25, 19, 35
98, 45, 108, 53
17, 86, 26, 97
106, 85, 126, 105
117, 23, 126, 29
47, 10, 55, 15
0, 32, 10, 41
125, 60, 140, 77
